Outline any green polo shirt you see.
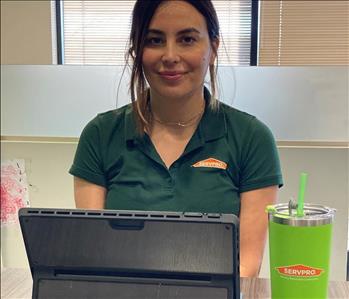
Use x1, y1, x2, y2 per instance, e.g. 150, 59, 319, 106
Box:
70, 98, 283, 216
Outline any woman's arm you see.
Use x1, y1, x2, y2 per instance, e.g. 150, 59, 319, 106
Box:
239, 185, 278, 277
74, 177, 107, 209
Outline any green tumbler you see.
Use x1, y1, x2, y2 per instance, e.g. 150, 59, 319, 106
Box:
267, 203, 335, 299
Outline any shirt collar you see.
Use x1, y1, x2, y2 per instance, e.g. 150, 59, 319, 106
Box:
125, 104, 137, 142
199, 87, 226, 142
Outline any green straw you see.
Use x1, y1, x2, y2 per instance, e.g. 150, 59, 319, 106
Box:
266, 205, 277, 214
297, 172, 308, 217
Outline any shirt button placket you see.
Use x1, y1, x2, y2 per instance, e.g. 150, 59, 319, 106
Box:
168, 162, 178, 188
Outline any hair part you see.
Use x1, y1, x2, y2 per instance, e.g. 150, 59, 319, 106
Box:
126, 0, 220, 135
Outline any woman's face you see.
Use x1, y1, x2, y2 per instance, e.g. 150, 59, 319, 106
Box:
142, 0, 217, 101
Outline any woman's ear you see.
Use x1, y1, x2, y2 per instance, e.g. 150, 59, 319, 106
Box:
210, 38, 220, 65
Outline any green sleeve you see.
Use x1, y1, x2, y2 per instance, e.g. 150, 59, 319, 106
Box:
239, 117, 283, 193
69, 116, 107, 187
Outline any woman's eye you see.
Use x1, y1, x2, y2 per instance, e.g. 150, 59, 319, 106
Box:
146, 37, 163, 46
181, 36, 196, 45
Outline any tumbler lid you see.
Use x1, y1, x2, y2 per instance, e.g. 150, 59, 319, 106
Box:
267, 203, 335, 226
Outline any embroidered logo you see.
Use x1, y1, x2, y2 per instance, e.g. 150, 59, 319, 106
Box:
192, 158, 227, 170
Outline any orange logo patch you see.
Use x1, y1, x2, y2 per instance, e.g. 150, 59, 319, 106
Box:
276, 264, 324, 278
192, 158, 227, 170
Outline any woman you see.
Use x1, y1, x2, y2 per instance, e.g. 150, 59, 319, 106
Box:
70, 0, 283, 277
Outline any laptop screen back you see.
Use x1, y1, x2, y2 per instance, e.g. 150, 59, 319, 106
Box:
19, 209, 240, 299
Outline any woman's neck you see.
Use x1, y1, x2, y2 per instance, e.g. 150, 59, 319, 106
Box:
149, 88, 205, 125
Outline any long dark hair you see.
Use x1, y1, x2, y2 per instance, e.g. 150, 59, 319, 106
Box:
126, 0, 220, 134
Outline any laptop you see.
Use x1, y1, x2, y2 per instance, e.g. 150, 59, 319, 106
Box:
19, 208, 240, 299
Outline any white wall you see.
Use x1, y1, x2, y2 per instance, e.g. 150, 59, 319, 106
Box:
1, 66, 348, 141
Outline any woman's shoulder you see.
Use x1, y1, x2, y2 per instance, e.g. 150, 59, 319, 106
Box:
95, 103, 132, 123
219, 101, 257, 126
218, 101, 274, 140
80, 103, 132, 141
86, 103, 132, 129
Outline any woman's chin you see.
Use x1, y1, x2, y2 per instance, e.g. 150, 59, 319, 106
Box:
152, 85, 201, 101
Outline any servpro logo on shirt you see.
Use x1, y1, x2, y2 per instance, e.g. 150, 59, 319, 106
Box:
276, 264, 324, 278
192, 158, 227, 170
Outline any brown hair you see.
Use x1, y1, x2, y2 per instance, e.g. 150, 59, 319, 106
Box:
126, 0, 220, 134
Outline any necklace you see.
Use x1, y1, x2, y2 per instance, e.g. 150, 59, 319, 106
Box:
152, 102, 205, 127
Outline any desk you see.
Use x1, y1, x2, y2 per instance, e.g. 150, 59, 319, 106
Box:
1, 268, 349, 299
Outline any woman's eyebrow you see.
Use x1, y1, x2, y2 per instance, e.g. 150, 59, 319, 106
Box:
146, 29, 164, 35
177, 28, 201, 35
146, 27, 201, 35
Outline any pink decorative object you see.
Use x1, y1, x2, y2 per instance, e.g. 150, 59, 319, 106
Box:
1, 160, 30, 226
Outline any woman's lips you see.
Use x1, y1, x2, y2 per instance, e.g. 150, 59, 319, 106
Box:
159, 72, 185, 81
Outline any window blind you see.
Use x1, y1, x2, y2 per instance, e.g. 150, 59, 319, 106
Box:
214, 0, 252, 65
259, 0, 349, 65
61, 0, 252, 66
50, 1, 58, 64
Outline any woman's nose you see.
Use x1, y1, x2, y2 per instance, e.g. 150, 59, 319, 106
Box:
161, 42, 180, 64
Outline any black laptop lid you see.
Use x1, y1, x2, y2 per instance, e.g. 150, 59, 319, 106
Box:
19, 208, 240, 299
